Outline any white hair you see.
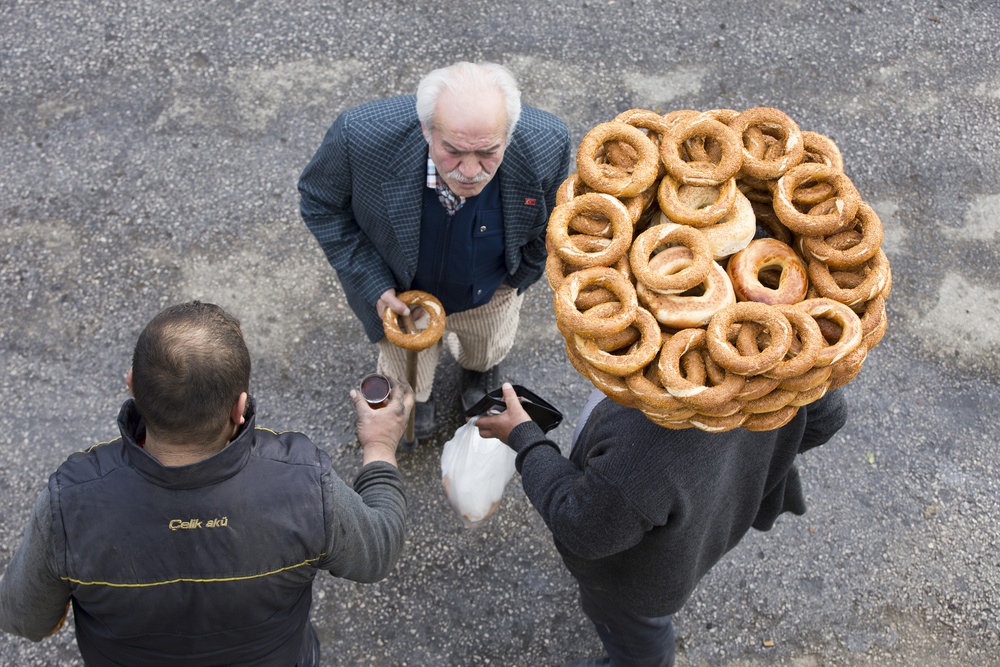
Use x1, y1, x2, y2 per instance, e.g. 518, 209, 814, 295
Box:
416, 62, 522, 143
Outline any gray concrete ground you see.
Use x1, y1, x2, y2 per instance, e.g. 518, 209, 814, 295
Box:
1, 0, 999, 665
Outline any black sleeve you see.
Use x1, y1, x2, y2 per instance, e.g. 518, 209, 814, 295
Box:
799, 387, 848, 453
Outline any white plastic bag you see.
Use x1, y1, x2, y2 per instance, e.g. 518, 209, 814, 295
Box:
440, 417, 516, 528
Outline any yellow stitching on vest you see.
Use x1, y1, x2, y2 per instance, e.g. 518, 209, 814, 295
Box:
254, 427, 302, 436
62, 554, 328, 587
79, 438, 122, 454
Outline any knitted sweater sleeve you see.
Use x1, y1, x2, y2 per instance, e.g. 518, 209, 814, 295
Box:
317, 461, 407, 583
0, 486, 72, 641
799, 387, 848, 452
508, 421, 656, 560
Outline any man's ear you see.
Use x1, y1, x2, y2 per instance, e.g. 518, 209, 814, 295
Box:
125, 367, 134, 397
421, 123, 431, 143
230, 392, 248, 426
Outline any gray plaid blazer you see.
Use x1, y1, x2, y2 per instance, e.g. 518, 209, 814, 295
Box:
298, 94, 572, 342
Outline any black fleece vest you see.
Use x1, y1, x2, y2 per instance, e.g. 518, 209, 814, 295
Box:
48, 400, 327, 667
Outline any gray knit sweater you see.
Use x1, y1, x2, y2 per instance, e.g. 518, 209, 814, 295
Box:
508, 389, 847, 617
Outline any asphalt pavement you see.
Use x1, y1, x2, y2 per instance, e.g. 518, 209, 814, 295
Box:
1, 1, 999, 665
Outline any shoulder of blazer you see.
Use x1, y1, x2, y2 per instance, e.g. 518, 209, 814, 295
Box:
504, 105, 572, 181
340, 95, 427, 178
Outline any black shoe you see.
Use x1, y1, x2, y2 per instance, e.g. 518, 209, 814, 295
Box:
460, 365, 500, 412
413, 398, 435, 438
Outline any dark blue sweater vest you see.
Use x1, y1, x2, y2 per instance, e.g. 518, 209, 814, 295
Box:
412, 176, 507, 314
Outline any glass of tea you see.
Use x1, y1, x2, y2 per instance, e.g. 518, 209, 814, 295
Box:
359, 373, 391, 409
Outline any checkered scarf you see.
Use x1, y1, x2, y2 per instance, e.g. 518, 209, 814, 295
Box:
427, 156, 466, 216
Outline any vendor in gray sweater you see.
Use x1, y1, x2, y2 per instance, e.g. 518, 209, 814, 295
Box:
0, 301, 413, 667
476, 383, 847, 667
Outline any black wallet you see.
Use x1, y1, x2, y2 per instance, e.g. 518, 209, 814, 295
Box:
465, 384, 563, 433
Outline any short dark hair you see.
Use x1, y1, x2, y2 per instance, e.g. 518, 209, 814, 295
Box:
131, 301, 251, 444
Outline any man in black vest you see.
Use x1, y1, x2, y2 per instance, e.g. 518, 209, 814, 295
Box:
0, 301, 412, 666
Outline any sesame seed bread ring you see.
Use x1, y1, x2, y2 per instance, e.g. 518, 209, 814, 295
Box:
574, 306, 662, 376
786, 161, 839, 207
577, 122, 660, 197
640, 404, 698, 424
736, 373, 783, 401
683, 109, 741, 164
585, 303, 643, 352
687, 350, 745, 417
614, 108, 674, 132
657, 328, 745, 412
545, 235, 635, 312
661, 116, 743, 186
698, 189, 756, 260
808, 249, 890, 308
702, 108, 741, 125
557, 171, 651, 227
556, 302, 639, 351
726, 238, 809, 305
741, 405, 799, 431
657, 167, 737, 227
788, 381, 830, 407
794, 298, 863, 367
548, 193, 633, 268
662, 109, 701, 132
577, 253, 635, 311
801, 202, 883, 268
545, 234, 611, 290
565, 340, 642, 408
777, 364, 832, 392
554, 266, 638, 338
555, 173, 610, 236
686, 411, 748, 433
742, 388, 798, 414
788, 136, 843, 205
763, 304, 825, 380
801, 130, 844, 172
732, 308, 821, 382
381, 290, 446, 351
827, 342, 867, 390
859, 294, 887, 336
862, 298, 888, 349
642, 412, 697, 429
705, 302, 793, 376
735, 306, 821, 378
556, 171, 594, 205
637, 247, 736, 329
730, 107, 805, 180
740, 125, 775, 161
773, 163, 860, 236
625, 356, 696, 413
630, 222, 713, 295
606, 109, 672, 176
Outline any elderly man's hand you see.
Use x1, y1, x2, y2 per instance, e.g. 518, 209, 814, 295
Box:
473, 383, 532, 446
351, 376, 414, 467
376, 288, 426, 324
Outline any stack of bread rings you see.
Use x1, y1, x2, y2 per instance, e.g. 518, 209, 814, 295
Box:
547, 107, 890, 432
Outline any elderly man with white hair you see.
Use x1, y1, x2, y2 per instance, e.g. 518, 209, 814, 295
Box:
299, 62, 572, 449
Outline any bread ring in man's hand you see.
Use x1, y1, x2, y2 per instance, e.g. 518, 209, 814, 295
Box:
381, 291, 446, 351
